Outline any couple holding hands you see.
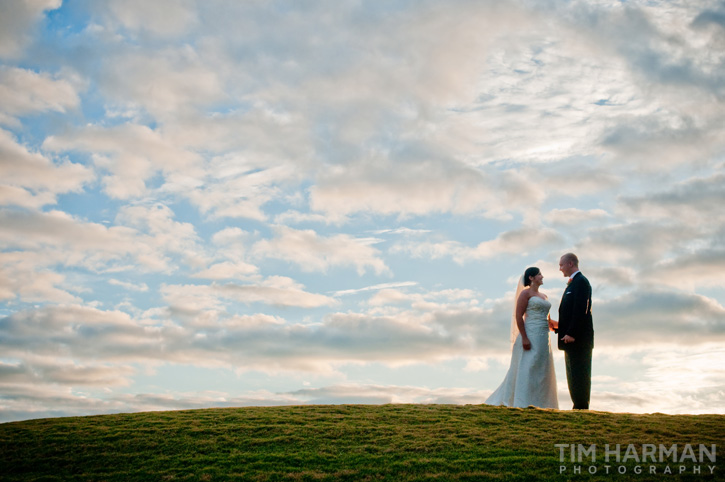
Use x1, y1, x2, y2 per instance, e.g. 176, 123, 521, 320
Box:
485, 253, 594, 410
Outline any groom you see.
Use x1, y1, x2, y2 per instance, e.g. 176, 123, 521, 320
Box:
557, 253, 594, 410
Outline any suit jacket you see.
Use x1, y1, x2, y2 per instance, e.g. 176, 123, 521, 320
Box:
557, 272, 593, 351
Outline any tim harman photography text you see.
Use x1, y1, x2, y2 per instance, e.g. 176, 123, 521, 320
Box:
555, 443, 717, 476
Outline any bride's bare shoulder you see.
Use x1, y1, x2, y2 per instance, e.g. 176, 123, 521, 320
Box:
517, 288, 532, 301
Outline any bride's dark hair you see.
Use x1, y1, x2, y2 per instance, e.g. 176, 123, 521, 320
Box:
523, 267, 540, 287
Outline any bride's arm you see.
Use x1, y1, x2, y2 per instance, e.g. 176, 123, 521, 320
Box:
516, 292, 531, 350
547, 313, 558, 331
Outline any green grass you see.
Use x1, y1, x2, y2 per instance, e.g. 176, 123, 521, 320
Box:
1, 404, 722, 481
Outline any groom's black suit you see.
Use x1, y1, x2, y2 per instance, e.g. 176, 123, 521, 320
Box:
557, 272, 593, 409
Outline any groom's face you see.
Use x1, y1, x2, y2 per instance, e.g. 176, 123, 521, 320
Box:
559, 257, 573, 277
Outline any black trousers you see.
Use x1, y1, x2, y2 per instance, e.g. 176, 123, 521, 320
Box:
565, 348, 592, 410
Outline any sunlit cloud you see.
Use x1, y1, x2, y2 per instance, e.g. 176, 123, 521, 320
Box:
252, 226, 390, 276
0, 0, 62, 58
1, 0, 723, 421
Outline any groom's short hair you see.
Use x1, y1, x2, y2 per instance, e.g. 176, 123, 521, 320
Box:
562, 252, 579, 267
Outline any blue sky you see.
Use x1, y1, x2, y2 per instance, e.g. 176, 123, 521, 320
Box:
1, 0, 724, 422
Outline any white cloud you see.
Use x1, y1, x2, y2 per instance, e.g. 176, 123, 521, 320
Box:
646, 249, 725, 290
2, 0, 725, 421
159, 283, 226, 314
585, 265, 638, 290
576, 221, 696, 267
392, 226, 564, 264
0, 67, 80, 123
44, 124, 201, 199
185, 152, 298, 221
0, 209, 143, 266
594, 289, 725, 346
0, 251, 81, 303
0, 0, 61, 58
108, 279, 149, 292
0, 129, 93, 208
365, 287, 481, 314
0, 206, 202, 274
0, 287, 505, 374
469, 226, 564, 260
252, 226, 390, 276
215, 278, 338, 308
620, 172, 725, 227
161, 277, 337, 310
333, 281, 418, 297
368, 289, 414, 308
100, 47, 225, 119
211, 227, 252, 246
107, 0, 197, 37
115, 203, 206, 269
591, 345, 725, 415
545, 208, 611, 227
274, 210, 334, 225
0, 305, 160, 362
0, 204, 213, 304
310, 158, 545, 221
192, 261, 258, 280
560, 2, 725, 169
371, 227, 432, 236
0, 357, 134, 387
601, 114, 725, 170
2, 279, 724, 420
0, 185, 55, 209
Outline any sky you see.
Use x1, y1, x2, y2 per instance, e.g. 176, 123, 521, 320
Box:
1, 0, 724, 423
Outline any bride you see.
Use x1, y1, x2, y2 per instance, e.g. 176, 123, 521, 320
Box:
485, 267, 558, 409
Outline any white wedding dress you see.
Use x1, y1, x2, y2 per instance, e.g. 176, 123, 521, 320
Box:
485, 296, 559, 409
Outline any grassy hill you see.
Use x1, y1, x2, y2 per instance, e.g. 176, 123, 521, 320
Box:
0, 404, 721, 481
